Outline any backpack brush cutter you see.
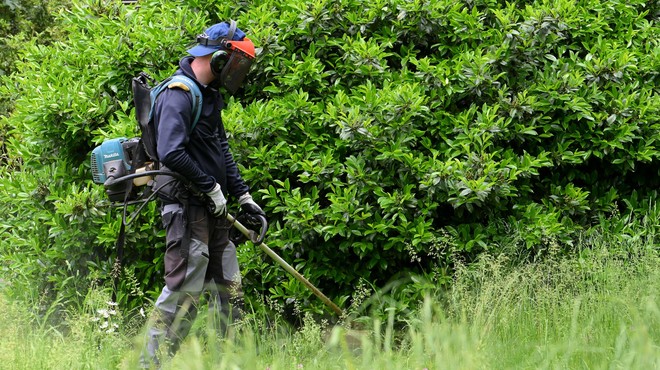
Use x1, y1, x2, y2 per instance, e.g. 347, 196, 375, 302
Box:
91, 137, 343, 316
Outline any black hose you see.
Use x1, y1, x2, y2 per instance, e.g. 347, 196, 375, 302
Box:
121, 177, 179, 225
103, 169, 188, 187
104, 169, 191, 226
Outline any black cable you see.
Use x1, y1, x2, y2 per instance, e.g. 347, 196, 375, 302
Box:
104, 169, 189, 187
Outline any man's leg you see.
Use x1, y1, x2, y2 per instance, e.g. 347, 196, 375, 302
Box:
140, 204, 210, 367
206, 216, 243, 336
140, 288, 199, 368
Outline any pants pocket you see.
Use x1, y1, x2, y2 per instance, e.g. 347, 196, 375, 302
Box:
162, 205, 210, 292
162, 206, 188, 290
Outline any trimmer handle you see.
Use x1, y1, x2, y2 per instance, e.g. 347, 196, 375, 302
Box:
252, 214, 268, 245
227, 213, 268, 246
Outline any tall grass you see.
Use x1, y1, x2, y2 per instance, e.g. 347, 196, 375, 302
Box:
0, 234, 657, 370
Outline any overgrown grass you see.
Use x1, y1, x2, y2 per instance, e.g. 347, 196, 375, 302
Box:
0, 235, 657, 370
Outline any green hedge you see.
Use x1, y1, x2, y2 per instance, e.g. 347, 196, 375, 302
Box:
0, 0, 658, 318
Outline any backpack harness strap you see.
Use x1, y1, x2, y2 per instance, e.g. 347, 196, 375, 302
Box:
148, 75, 203, 132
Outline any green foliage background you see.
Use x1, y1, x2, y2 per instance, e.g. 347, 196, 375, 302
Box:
0, 0, 658, 319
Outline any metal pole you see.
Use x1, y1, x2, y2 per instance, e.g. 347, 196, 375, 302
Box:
227, 214, 343, 316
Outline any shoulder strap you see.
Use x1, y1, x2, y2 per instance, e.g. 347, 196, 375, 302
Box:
167, 75, 203, 131
149, 75, 203, 131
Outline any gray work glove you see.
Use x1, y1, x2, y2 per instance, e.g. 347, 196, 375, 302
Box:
230, 192, 267, 245
238, 192, 266, 221
205, 183, 227, 217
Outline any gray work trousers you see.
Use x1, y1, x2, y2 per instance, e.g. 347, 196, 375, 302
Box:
140, 203, 242, 368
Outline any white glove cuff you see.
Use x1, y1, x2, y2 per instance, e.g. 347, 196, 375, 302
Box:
238, 192, 253, 205
207, 183, 222, 195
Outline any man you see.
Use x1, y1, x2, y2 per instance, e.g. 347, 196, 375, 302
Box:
140, 20, 265, 367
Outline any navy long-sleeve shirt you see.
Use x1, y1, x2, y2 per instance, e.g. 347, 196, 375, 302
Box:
154, 57, 249, 202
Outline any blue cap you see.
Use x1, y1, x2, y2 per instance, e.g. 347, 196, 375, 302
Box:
187, 21, 247, 57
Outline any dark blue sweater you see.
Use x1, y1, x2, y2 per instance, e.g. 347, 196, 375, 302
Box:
154, 57, 249, 200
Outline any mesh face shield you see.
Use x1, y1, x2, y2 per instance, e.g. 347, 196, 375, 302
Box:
220, 39, 256, 93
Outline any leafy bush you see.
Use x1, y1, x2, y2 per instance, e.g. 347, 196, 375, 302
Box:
0, 0, 71, 162
0, 0, 658, 320
0, 0, 59, 77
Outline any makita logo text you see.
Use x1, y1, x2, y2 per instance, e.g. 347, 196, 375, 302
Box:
103, 152, 120, 159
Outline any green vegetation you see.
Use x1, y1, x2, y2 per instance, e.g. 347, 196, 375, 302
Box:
0, 0, 58, 76
0, 0, 68, 116
0, 229, 657, 369
0, 0, 658, 345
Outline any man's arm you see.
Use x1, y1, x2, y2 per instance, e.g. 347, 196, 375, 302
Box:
155, 88, 216, 193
